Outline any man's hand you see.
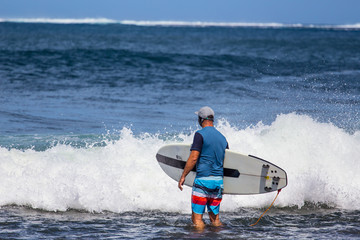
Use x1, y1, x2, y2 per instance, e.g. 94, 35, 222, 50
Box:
178, 176, 185, 191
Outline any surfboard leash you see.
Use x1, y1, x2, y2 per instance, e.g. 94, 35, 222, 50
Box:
250, 189, 281, 227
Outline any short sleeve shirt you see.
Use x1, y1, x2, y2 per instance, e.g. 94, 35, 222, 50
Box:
190, 127, 228, 177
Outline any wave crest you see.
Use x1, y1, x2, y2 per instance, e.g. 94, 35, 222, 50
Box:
0, 18, 117, 24
0, 113, 359, 212
1, 18, 359, 30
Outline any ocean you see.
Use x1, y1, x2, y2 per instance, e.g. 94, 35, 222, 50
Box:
0, 19, 359, 239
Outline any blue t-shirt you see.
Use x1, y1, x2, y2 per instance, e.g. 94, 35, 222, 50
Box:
190, 126, 228, 177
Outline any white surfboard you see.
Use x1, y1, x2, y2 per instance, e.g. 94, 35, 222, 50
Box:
156, 144, 287, 195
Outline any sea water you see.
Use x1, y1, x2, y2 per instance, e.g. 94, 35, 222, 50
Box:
0, 19, 359, 239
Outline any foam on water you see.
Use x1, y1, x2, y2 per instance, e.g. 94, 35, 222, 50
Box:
0, 113, 359, 213
0, 18, 117, 24
1, 18, 360, 30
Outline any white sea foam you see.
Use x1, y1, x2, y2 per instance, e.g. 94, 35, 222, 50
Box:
0, 113, 359, 212
336, 23, 360, 29
0, 18, 117, 24
1, 18, 359, 30
119, 20, 288, 28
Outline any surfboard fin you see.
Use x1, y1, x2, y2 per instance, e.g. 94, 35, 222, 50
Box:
264, 187, 272, 192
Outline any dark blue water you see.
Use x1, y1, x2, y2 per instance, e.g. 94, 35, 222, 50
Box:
1, 22, 359, 137
0, 22, 359, 239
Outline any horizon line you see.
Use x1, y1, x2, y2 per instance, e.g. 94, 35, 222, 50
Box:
1, 18, 359, 30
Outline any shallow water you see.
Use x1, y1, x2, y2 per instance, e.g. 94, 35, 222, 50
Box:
1, 206, 359, 239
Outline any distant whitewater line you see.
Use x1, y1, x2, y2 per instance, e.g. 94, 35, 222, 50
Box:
0, 18, 117, 24
1, 18, 360, 29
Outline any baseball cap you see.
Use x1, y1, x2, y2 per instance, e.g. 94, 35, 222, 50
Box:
195, 106, 215, 119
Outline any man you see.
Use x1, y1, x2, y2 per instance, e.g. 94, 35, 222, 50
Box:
178, 106, 229, 228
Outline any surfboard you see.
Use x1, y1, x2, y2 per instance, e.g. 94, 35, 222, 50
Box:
156, 144, 287, 195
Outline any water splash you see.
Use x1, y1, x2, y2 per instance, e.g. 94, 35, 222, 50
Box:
0, 114, 359, 212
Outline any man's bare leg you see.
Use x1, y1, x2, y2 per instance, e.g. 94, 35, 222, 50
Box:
209, 212, 222, 227
192, 212, 205, 229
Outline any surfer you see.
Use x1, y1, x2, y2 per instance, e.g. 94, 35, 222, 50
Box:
178, 106, 229, 228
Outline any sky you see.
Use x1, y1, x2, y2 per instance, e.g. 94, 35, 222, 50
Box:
1, 0, 359, 25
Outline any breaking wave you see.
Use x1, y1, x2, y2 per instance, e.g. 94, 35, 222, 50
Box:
1, 18, 359, 30
0, 113, 359, 212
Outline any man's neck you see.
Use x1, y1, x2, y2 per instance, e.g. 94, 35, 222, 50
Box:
202, 120, 214, 128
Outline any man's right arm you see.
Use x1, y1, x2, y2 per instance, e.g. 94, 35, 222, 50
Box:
178, 132, 203, 191
178, 150, 200, 191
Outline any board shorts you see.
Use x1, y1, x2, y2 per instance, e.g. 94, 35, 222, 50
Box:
191, 176, 224, 215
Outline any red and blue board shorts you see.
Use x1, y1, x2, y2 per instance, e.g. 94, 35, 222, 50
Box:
191, 176, 224, 215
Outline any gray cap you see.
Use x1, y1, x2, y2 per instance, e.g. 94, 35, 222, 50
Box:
195, 106, 215, 119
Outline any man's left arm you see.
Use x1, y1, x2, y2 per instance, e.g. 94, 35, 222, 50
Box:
178, 150, 200, 191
